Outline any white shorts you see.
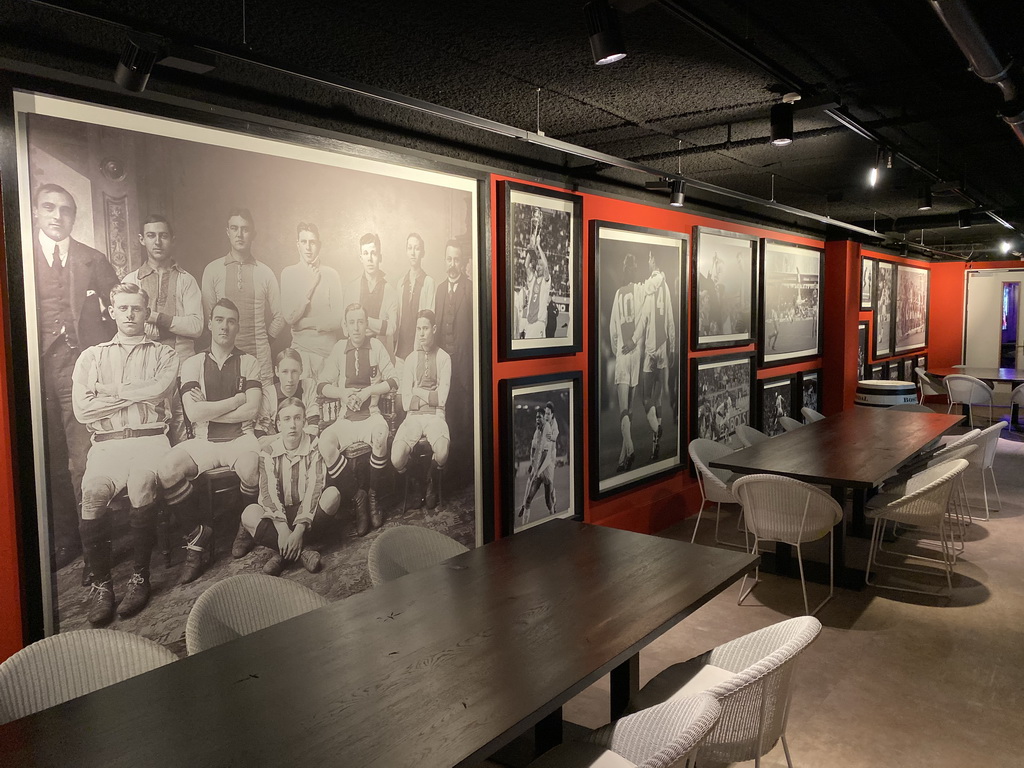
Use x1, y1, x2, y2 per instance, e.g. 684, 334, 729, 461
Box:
82, 434, 171, 511
393, 412, 450, 454
524, 320, 547, 339
614, 348, 641, 387
643, 343, 669, 373
176, 433, 259, 475
322, 413, 389, 456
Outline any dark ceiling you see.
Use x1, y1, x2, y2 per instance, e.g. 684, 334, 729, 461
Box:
3, 0, 1024, 260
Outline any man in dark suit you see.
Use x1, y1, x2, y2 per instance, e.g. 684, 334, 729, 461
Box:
433, 239, 473, 488
32, 183, 118, 570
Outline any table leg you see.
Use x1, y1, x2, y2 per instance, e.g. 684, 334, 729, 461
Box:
963, 403, 972, 427
534, 708, 563, 755
850, 488, 867, 538
830, 485, 849, 577
610, 654, 639, 720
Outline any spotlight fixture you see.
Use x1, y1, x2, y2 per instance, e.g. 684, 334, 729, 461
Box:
958, 209, 972, 229
114, 33, 163, 92
669, 178, 685, 207
868, 147, 881, 187
769, 93, 800, 147
584, 0, 627, 65
918, 184, 933, 211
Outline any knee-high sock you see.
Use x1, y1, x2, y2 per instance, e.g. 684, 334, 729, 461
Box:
128, 505, 156, 573
80, 517, 112, 582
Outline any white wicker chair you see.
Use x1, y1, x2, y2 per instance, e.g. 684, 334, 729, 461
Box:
733, 475, 844, 616
629, 616, 822, 768
965, 421, 1006, 521
800, 407, 825, 423
865, 459, 969, 594
944, 374, 994, 427
0, 629, 176, 724
778, 415, 804, 432
1010, 382, 1024, 430
527, 693, 721, 768
736, 424, 770, 448
185, 574, 329, 655
687, 439, 743, 547
367, 525, 469, 586
914, 367, 946, 404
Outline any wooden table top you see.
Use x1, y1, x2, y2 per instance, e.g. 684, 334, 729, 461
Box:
710, 408, 964, 488
0, 520, 757, 768
930, 366, 1024, 382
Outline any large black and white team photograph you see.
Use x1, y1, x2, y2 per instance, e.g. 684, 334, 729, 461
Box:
759, 240, 823, 365
592, 223, 685, 497
895, 264, 930, 353
693, 228, 756, 349
503, 183, 581, 357
500, 373, 582, 533
14, 93, 482, 651
874, 260, 895, 357
691, 353, 753, 448
758, 375, 795, 436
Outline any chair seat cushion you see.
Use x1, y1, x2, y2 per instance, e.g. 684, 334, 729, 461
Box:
527, 741, 636, 768
630, 660, 735, 712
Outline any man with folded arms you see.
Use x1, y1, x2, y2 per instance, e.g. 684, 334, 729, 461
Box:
158, 298, 262, 584
72, 282, 178, 625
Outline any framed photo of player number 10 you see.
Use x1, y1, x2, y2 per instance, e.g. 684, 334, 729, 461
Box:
501, 181, 583, 359
590, 221, 688, 499
499, 372, 583, 535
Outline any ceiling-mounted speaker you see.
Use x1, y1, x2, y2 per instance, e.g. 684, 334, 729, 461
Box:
585, 0, 627, 65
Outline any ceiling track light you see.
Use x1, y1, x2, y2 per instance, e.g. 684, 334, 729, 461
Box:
669, 178, 685, 207
584, 0, 627, 65
114, 32, 163, 92
918, 184, 933, 211
769, 92, 800, 147
958, 209, 973, 229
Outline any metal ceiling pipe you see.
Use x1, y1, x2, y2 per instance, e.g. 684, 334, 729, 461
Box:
928, 0, 1024, 146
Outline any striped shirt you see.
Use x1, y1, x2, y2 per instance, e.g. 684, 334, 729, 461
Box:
180, 348, 262, 441
317, 337, 397, 422
71, 333, 178, 437
256, 434, 326, 528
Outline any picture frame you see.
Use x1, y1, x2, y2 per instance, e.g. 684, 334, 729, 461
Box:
860, 257, 875, 310
870, 363, 886, 380
499, 372, 583, 535
690, 351, 756, 449
894, 264, 930, 354
4, 85, 492, 644
798, 369, 822, 414
590, 221, 687, 498
757, 374, 798, 436
916, 354, 928, 371
501, 181, 582, 359
691, 227, 757, 350
758, 239, 823, 366
887, 362, 901, 380
873, 260, 896, 358
858, 321, 870, 380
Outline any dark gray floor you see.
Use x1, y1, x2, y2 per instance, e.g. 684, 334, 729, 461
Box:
488, 417, 1024, 766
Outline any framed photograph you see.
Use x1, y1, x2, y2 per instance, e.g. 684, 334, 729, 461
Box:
887, 362, 901, 380
858, 321, 869, 380
873, 260, 896, 358
591, 222, 686, 498
916, 354, 927, 371
870, 363, 886, 380
692, 227, 757, 350
799, 370, 822, 414
499, 372, 583, 534
860, 257, 875, 310
501, 182, 582, 358
757, 374, 797, 436
690, 351, 755, 449
895, 264, 930, 353
758, 239, 823, 366
6, 88, 489, 647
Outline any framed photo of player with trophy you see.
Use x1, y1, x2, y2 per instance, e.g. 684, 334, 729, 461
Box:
590, 221, 687, 499
501, 181, 582, 359
499, 371, 583, 534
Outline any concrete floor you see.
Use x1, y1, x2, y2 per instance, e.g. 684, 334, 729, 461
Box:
496, 419, 1024, 767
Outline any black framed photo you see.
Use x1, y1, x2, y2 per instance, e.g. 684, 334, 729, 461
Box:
6, 87, 490, 645
895, 264, 930, 354
860, 257, 875, 310
858, 321, 869, 380
692, 227, 757, 350
499, 372, 583, 534
799, 369, 822, 413
887, 362, 901, 380
502, 182, 582, 358
757, 374, 797, 436
916, 354, 928, 372
591, 221, 686, 498
870, 363, 886, 380
873, 260, 896, 358
691, 351, 755, 448
758, 239, 823, 366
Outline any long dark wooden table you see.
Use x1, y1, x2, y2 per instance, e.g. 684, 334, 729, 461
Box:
929, 366, 1024, 383
0, 520, 757, 768
710, 408, 963, 584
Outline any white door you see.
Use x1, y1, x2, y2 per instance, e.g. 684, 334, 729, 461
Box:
964, 269, 1024, 368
